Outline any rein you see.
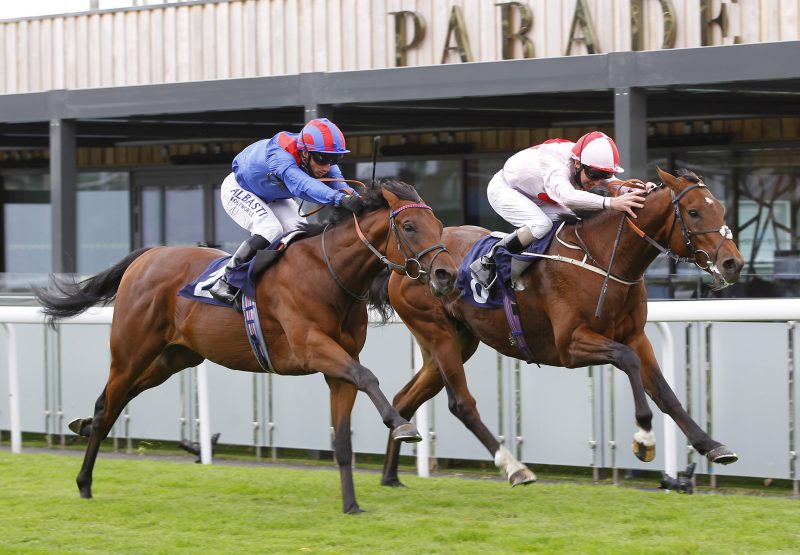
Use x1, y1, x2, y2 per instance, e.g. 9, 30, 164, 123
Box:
298, 178, 367, 217
322, 200, 449, 302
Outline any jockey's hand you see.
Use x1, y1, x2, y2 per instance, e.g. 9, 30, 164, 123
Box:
644, 181, 658, 192
609, 190, 646, 218
339, 194, 365, 215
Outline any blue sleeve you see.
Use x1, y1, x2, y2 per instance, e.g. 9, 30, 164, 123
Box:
269, 151, 347, 206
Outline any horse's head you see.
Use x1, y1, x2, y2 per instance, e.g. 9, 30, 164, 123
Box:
657, 167, 744, 290
378, 180, 457, 297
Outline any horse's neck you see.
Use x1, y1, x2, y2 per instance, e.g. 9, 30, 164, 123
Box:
326, 210, 392, 293
569, 196, 671, 278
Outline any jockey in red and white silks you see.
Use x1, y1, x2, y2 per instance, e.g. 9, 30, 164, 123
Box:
471, 132, 648, 288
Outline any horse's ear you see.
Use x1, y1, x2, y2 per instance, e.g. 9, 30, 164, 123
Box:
381, 186, 400, 206
656, 166, 677, 187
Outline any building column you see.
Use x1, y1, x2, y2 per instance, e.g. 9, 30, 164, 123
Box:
50, 118, 77, 274
613, 87, 648, 180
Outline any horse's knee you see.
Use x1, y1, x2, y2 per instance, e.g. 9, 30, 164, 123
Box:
447, 395, 477, 421
614, 346, 641, 373
349, 364, 380, 391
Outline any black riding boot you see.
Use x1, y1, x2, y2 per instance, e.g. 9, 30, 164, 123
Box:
469, 227, 534, 289
208, 234, 269, 304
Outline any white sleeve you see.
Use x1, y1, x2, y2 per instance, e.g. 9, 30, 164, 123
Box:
541, 153, 604, 211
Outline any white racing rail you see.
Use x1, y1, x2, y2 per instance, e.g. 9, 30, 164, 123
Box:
3, 299, 800, 477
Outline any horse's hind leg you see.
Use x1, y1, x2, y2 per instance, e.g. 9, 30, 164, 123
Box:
325, 376, 362, 514
630, 335, 737, 464
76, 345, 201, 498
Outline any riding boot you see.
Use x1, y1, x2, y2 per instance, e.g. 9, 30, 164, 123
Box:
208, 234, 269, 305
469, 226, 534, 289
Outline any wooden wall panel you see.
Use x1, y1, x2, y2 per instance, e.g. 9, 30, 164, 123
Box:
0, 0, 796, 94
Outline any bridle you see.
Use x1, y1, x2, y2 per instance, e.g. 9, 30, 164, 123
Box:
322, 201, 449, 302
620, 181, 733, 272
575, 179, 735, 317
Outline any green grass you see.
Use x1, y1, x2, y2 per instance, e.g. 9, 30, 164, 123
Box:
1, 450, 798, 555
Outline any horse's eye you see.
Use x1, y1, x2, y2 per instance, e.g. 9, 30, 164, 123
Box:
402, 222, 416, 233
688, 209, 699, 217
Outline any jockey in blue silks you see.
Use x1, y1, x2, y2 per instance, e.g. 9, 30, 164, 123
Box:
209, 118, 363, 304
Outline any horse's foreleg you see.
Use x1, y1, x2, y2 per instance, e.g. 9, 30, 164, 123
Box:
630, 335, 738, 465
381, 358, 445, 487
306, 334, 421, 442
325, 377, 362, 514
566, 328, 654, 462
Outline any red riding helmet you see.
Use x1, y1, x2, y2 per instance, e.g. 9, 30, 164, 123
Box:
297, 118, 350, 154
570, 131, 624, 174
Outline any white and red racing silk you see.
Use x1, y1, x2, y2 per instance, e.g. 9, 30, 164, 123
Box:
501, 139, 606, 213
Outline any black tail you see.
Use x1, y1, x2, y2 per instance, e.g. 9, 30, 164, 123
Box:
367, 267, 395, 324
32, 247, 153, 326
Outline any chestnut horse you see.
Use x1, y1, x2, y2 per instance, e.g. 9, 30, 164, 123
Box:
33, 180, 456, 514
374, 168, 744, 487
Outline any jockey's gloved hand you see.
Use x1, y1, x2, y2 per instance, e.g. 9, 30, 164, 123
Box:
339, 194, 365, 215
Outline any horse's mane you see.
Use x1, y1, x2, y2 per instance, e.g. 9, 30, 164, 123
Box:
299, 179, 422, 238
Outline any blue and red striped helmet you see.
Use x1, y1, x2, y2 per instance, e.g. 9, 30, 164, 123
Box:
296, 118, 350, 154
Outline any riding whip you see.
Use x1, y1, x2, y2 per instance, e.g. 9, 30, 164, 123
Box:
370, 136, 381, 189
594, 212, 626, 318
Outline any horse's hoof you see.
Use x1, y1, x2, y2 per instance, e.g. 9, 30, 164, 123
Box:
344, 505, 365, 515
392, 423, 422, 443
509, 467, 537, 487
380, 478, 406, 488
68, 417, 93, 437
633, 440, 656, 462
78, 486, 92, 499
707, 445, 738, 465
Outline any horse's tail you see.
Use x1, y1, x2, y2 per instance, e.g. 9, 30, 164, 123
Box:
367, 267, 395, 324
33, 247, 154, 326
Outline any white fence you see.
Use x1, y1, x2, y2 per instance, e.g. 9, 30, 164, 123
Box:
1, 300, 799, 491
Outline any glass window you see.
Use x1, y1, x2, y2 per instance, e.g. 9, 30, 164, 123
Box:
466, 158, 511, 232
164, 186, 204, 246
77, 172, 130, 274
353, 159, 464, 227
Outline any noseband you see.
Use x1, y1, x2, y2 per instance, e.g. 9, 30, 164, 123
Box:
322, 202, 448, 301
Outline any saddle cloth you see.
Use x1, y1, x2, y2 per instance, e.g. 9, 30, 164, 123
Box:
456, 224, 558, 309
177, 230, 304, 306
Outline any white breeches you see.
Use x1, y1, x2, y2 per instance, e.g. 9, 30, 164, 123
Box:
219, 172, 306, 244
486, 170, 571, 239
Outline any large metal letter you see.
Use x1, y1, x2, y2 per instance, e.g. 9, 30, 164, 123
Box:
631, 0, 676, 51
440, 6, 474, 63
390, 11, 426, 67
701, 0, 740, 46
496, 2, 534, 60
565, 0, 600, 55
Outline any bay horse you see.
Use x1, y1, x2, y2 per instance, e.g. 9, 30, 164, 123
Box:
374, 168, 744, 487
33, 180, 456, 514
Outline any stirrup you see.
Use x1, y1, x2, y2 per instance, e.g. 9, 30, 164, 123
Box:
469, 258, 497, 289
208, 279, 238, 305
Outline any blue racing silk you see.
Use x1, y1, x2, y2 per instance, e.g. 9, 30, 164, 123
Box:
232, 132, 350, 205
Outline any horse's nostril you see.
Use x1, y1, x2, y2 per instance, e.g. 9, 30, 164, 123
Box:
435, 268, 454, 285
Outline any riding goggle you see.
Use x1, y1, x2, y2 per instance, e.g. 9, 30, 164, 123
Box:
308, 151, 344, 165
583, 166, 614, 181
